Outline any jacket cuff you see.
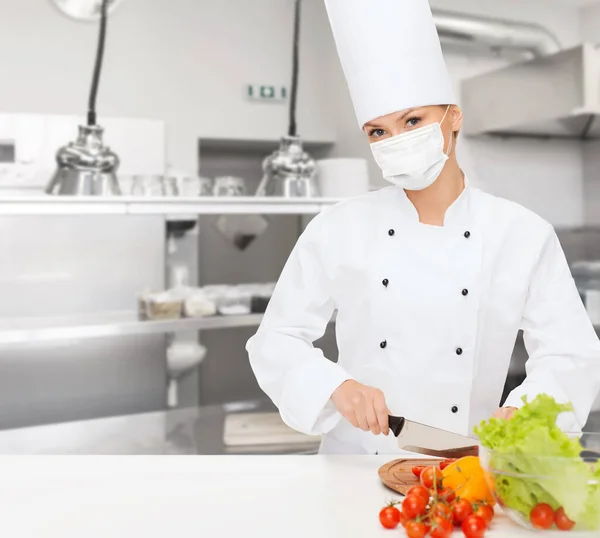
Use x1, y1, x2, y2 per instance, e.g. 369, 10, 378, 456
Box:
280, 360, 354, 436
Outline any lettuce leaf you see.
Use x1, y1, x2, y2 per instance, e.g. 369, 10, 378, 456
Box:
475, 394, 598, 530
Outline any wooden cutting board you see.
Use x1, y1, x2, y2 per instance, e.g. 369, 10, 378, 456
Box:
378, 458, 442, 495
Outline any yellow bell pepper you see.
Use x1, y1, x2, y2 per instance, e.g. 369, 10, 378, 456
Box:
441, 456, 496, 506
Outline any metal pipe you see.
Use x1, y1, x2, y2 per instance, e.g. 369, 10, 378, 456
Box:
432, 9, 561, 57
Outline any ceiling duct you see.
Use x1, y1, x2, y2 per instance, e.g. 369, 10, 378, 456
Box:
436, 10, 600, 140
432, 9, 561, 57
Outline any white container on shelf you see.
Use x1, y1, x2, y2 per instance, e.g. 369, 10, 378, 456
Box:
316, 158, 369, 198
183, 289, 217, 318
218, 288, 251, 316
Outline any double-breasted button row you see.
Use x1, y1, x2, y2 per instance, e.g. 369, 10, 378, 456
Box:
380, 229, 395, 349
381, 228, 393, 350
454, 230, 471, 415
456, 231, 472, 366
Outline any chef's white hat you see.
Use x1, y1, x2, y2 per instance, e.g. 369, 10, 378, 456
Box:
324, 0, 456, 129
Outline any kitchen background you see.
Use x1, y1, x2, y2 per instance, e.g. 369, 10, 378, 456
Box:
0, 0, 599, 453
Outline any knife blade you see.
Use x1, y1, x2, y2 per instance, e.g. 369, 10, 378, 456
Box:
388, 415, 479, 459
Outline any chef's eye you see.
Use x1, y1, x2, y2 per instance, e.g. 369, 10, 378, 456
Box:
406, 117, 422, 128
368, 128, 386, 138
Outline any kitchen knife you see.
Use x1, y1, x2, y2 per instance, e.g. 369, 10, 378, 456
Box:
388, 415, 479, 458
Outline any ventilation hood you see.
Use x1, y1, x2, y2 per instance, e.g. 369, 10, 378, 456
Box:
461, 43, 600, 139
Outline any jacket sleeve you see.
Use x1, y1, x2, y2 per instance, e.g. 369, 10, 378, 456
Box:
246, 214, 353, 436
504, 225, 600, 430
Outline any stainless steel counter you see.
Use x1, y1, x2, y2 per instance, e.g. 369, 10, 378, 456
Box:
0, 399, 319, 455
0, 401, 597, 455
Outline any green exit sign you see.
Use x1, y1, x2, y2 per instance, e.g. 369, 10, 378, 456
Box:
247, 85, 288, 102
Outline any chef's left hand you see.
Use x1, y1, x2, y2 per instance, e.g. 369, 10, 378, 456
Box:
493, 406, 518, 420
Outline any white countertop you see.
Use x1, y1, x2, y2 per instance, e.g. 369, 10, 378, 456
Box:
0, 456, 586, 538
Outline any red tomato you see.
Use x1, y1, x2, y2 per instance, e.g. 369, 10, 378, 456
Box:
402, 494, 428, 519
379, 505, 401, 529
420, 466, 442, 489
406, 485, 431, 503
433, 502, 453, 520
530, 503, 555, 530
399, 511, 408, 528
437, 488, 456, 504
439, 459, 456, 471
453, 499, 474, 526
405, 521, 428, 538
472, 504, 494, 526
462, 515, 487, 538
555, 507, 575, 531
430, 516, 454, 538
412, 466, 426, 478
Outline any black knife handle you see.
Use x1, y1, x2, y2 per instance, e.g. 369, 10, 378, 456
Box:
580, 449, 600, 461
388, 415, 405, 437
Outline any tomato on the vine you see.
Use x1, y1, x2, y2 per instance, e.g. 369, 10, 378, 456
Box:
439, 459, 456, 471
420, 466, 442, 489
433, 502, 453, 520
402, 494, 428, 519
530, 503, 554, 530
461, 514, 487, 538
452, 499, 473, 526
406, 485, 431, 503
472, 504, 494, 526
555, 507, 575, 531
430, 515, 454, 538
405, 521, 427, 538
412, 466, 426, 478
379, 505, 401, 529
437, 488, 456, 504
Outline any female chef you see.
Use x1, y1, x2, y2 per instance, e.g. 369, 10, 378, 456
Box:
246, 0, 600, 454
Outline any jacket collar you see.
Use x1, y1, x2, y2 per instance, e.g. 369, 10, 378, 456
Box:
393, 175, 472, 227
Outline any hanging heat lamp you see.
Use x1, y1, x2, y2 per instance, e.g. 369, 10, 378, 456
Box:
51, 0, 124, 21
256, 0, 318, 198
46, 0, 121, 195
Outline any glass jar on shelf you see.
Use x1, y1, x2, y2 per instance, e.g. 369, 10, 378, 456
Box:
213, 176, 246, 197
132, 174, 164, 196
173, 175, 214, 197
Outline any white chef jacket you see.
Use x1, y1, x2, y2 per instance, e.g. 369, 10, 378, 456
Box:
246, 183, 600, 454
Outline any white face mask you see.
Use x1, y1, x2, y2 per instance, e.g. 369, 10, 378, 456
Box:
369, 106, 453, 191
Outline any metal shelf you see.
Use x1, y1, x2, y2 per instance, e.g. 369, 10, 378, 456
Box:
0, 310, 338, 347
0, 312, 265, 347
0, 196, 341, 216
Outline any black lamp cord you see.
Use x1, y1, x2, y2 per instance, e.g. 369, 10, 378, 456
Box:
87, 0, 109, 126
288, 0, 301, 137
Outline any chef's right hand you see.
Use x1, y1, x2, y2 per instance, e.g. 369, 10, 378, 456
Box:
330, 380, 391, 436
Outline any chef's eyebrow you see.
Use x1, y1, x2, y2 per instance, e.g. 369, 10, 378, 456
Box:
364, 108, 420, 130
396, 108, 419, 121
364, 120, 383, 130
